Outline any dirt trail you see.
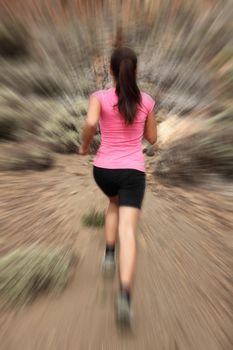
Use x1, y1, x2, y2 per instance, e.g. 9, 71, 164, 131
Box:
0, 155, 232, 350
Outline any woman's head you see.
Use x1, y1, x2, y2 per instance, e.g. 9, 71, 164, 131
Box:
110, 47, 141, 125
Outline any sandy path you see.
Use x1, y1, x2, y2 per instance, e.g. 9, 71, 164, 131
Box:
0, 156, 232, 350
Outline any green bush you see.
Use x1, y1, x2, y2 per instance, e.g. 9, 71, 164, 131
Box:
82, 209, 105, 228
0, 246, 76, 306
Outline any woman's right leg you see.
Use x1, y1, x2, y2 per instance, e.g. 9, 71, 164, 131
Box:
116, 206, 140, 324
118, 206, 140, 291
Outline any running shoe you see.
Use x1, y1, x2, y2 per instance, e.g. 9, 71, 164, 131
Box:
116, 293, 133, 327
101, 253, 115, 277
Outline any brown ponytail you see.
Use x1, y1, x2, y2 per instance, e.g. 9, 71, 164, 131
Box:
110, 47, 141, 125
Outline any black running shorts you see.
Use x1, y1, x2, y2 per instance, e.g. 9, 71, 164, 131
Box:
93, 166, 146, 209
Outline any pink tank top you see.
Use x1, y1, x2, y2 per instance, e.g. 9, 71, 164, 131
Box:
92, 87, 155, 172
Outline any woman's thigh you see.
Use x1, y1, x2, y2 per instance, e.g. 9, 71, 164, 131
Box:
93, 166, 118, 197
118, 169, 146, 209
118, 206, 140, 235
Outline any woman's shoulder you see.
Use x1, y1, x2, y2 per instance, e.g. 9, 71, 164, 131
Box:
91, 89, 103, 99
140, 91, 155, 102
91, 87, 114, 101
140, 91, 156, 113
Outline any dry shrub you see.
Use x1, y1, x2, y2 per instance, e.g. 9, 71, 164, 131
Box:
89, 135, 101, 155
0, 108, 24, 141
157, 115, 204, 148
0, 147, 54, 171
0, 20, 30, 60
0, 90, 45, 140
31, 76, 64, 98
67, 97, 88, 117
0, 246, 76, 306
41, 111, 83, 154
0, 88, 23, 108
154, 118, 233, 184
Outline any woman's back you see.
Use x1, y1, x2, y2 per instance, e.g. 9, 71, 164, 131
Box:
93, 87, 155, 172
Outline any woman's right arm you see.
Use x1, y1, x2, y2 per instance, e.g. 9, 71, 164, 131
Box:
144, 111, 157, 145
79, 95, 100, 155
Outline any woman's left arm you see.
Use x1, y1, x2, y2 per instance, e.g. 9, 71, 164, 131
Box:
79, 95, 101, 155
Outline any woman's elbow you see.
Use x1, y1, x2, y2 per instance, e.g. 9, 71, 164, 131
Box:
148, 135, 157, 145
86, 120, 98, 130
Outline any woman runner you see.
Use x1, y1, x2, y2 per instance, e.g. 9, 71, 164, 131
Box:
79, 46, 157, 326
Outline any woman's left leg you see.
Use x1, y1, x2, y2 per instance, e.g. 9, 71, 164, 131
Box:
102, 196, 119, 276
105, 196, 119, 247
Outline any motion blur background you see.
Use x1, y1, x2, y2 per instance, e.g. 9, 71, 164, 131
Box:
0, 1, 232, 349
